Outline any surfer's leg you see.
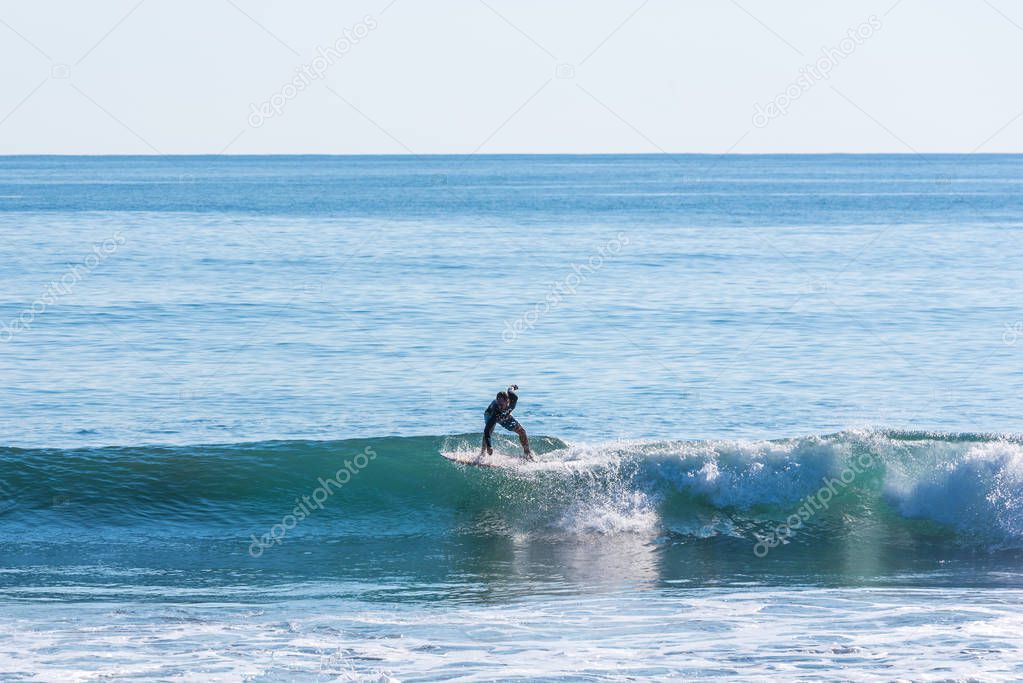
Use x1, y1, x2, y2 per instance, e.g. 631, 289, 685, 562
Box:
513, 425, 532, 458
498, 416, 532, 459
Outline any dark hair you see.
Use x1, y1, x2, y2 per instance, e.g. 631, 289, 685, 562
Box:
496, 391, 509, 400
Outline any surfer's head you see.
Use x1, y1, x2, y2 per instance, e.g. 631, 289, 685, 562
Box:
495, 391, 509, 408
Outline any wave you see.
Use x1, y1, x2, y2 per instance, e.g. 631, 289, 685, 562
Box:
1, 429, 1022, 549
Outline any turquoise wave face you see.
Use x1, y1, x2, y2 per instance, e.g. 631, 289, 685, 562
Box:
2, 430, 1021, 556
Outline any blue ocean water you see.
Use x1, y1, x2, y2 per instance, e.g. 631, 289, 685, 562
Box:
1, 155, 1022, 680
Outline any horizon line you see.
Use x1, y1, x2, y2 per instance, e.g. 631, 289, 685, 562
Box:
1, 151, 1021, 158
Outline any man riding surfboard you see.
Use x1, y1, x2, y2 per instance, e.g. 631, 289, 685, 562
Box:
481, 384, 532, 460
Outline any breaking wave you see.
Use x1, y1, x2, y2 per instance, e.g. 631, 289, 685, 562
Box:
1, 429, 1022, 550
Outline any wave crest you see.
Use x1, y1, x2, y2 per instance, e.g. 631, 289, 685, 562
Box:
1, 429, 1021, 548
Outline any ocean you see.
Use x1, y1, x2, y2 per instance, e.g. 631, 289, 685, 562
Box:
1, 154, 1022, 681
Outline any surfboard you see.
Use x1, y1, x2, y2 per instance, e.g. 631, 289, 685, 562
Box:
440, 451, 526, 468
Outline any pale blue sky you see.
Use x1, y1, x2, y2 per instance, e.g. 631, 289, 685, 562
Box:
1, 0, 1021, 154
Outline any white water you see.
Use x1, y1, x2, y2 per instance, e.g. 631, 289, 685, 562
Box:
3, 587, 1022, 681
443, 430, 1023, 545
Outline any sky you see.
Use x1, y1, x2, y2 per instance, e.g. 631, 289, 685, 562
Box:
1, 0, 1021, 155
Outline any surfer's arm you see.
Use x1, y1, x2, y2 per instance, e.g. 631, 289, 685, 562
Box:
482, 414, 499, 453
506, 388, 518, 411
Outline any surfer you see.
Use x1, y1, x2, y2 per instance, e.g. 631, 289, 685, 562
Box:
481, 385, 532, 460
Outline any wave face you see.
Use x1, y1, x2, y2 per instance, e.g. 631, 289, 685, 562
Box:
1, 429, 1022, 553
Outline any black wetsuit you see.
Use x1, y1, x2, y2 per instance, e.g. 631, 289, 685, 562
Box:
483, 391, 519, 450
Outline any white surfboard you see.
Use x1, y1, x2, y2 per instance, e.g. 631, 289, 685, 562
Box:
440, 451, 528, 468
